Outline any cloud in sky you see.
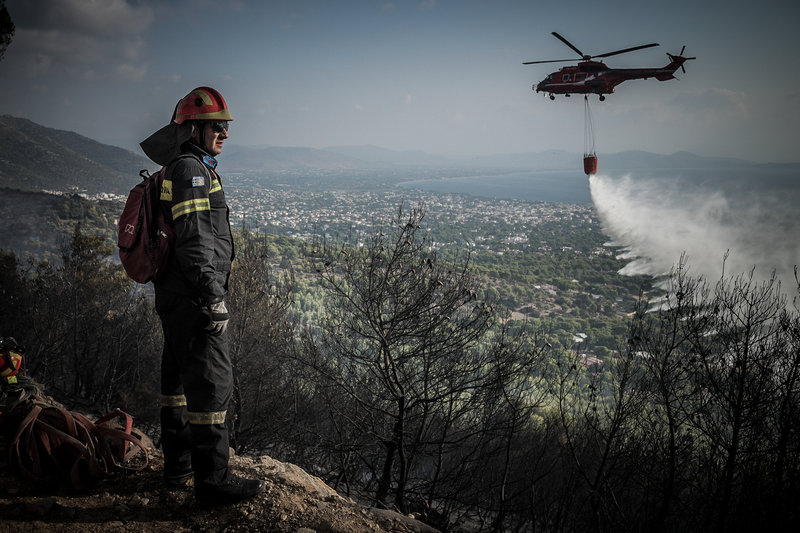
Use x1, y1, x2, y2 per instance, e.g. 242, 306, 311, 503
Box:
7, 0, 153, 80
0, 0, 798, 161
12, 0, 152, 36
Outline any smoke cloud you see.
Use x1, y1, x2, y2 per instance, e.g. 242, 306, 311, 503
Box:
589, 170, 800, 294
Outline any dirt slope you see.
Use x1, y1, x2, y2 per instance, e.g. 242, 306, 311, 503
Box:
0, 434, 439, 533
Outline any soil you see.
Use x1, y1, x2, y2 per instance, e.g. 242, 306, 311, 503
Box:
0, 423, 439, 533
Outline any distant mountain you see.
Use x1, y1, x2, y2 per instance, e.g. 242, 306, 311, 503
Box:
1, 115, 786, 198
464, 150, 577, 170
0, 115, 152, 196
457, 149, 768, 171
600, 150, 759, 170
222, 145, 369, 171
0, 116, 379, 195
322, 145, 451, 166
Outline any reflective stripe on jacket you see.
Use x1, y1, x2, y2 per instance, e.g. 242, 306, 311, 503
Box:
155, 147, 234, 304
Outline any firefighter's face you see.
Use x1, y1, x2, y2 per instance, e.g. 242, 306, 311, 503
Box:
200, 120, 229, 156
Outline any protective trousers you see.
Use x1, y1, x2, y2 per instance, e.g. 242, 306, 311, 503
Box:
155, 289, 232, 490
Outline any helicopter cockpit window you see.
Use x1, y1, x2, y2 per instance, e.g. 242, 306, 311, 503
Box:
562, 73, 572, 82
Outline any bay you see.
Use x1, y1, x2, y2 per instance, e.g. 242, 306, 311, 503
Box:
398, 165, 800, 290
397, 170, 592, 205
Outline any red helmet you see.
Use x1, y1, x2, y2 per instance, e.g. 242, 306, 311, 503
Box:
0, 338, 22, 379
174, 86, 233, 124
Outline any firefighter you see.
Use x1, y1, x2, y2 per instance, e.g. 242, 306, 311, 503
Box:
140, 87, 264, 505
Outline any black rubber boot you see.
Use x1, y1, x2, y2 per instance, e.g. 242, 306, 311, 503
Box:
195, 474, 265, 506
164, 469, 194, 488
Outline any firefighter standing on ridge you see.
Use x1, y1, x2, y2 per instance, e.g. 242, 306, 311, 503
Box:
140, 86, 265, 505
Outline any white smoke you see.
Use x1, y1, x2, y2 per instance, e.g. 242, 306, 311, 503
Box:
589, 172, 800, 293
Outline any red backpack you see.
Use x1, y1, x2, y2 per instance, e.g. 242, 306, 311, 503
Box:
117, 167, 175, 284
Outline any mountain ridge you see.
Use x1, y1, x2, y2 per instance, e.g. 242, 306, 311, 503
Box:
1, 115, 789, 196
0, 115, 151, 195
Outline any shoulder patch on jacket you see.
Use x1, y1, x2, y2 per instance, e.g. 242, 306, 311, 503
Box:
191, 175, 205, 188
160, 180, 173, 202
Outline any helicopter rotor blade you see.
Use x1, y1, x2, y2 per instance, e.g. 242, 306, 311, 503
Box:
524, 33, 668, 66
552, 32, 586, 59
593, 42, 660, 59
523, 58, 580, 65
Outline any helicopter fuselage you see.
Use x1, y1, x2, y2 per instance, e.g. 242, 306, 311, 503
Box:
535, 56, 690, 99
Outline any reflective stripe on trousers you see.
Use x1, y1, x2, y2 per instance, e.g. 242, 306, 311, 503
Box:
156, 289, 233, 488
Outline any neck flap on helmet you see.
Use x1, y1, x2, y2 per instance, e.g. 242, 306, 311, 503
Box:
140, 121, 194, 167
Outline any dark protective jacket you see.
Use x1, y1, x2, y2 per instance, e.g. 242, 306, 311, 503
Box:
154, 143, 234, 304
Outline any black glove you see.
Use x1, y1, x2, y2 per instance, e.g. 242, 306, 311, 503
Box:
206, 300, 229, 335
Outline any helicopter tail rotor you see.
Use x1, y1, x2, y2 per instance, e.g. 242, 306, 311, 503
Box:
667, 46, 696, 74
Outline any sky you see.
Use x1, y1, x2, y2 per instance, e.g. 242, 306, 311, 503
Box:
1, 0, 798, 163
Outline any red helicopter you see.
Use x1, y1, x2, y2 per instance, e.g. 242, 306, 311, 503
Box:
524, 32, 695, 101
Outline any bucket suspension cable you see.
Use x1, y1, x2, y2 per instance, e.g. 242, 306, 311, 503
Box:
584, 95, 596, 157
583, 95, 598, 176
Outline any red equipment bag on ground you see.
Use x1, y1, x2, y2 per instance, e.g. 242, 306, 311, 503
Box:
6, 396, 149, 490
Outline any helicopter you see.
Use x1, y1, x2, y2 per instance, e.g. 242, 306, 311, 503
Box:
524, 32, 695, 101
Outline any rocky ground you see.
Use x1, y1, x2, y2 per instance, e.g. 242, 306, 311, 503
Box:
0, 416, 439, 533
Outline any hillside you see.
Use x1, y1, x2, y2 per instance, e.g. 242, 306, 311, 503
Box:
0, 116, 380, 195
322, 145, 451, 166
0, 115, 151, 196
0, 188, 120, 259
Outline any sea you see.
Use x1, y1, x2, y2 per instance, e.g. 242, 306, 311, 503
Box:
398, 170, 592, 205
399, 166, 800, 291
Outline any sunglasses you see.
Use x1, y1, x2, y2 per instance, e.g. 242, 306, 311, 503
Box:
209, 121, 230, 134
